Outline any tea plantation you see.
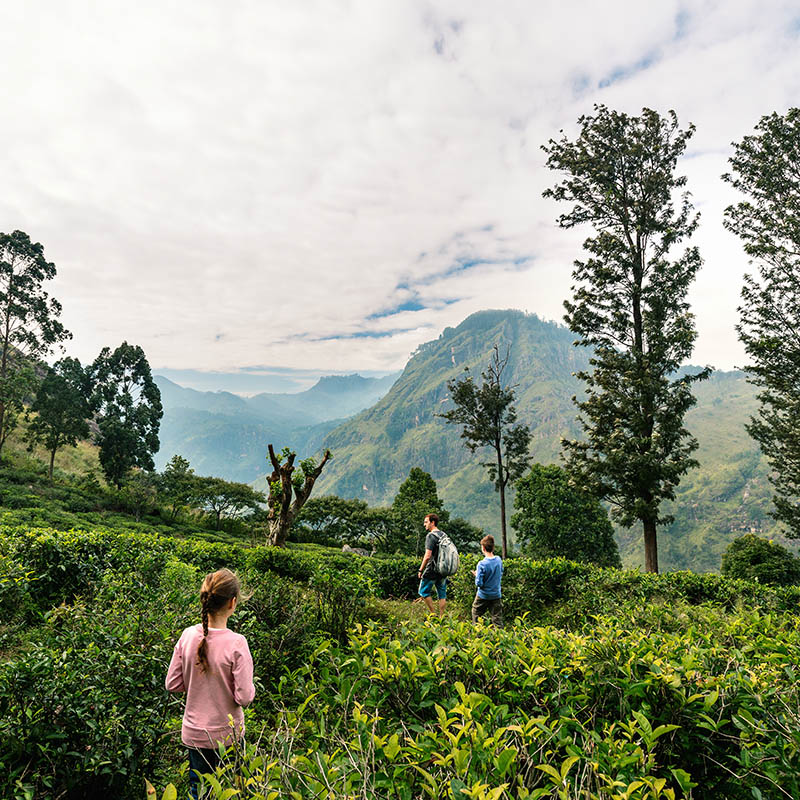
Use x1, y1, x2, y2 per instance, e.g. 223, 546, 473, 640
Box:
2, 526, 800, 800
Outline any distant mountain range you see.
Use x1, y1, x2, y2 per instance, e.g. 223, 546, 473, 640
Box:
154, 372, 399, 481
159, 309, 786, 572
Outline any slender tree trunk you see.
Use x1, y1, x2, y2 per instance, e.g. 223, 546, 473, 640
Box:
49, 448, 56, 480
499, 481, 508, 559
496, 442, 508, 558
0, 265, 14, 458
643, 517, 658, 573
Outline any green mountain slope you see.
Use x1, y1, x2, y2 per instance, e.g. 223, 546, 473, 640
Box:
314, 309, 589, 513
313, 310, 782, 572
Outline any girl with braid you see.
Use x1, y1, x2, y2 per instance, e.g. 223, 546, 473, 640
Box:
166, 568, 255, 800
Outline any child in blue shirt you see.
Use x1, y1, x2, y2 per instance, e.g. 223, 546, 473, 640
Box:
471, 534, 503, 627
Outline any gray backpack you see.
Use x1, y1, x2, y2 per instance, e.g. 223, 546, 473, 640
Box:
435, 531, 460, 576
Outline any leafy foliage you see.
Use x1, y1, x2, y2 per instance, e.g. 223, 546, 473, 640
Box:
723, 107, 800, 536
721, 533, 800, 586
512, 463, 621, 567
391, 467, 449, 556
158, 454, 196, 520
194, 476, 265, 530
25, 357, 93, 479
165, 611, 800, 799
90, 342, 163, 488
291, 494, 398, 550
0, 230, 71, 453
543, 106, 710, 572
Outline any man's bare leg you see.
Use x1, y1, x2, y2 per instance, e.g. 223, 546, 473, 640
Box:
423, 596, 436, 614
438, 598, 446, 616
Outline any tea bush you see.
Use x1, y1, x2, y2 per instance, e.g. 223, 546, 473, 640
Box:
163, 611, 800, 799
447, 554, 800, 626
0, 566, 196, 800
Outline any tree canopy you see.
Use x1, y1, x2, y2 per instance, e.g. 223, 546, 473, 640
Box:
0, 230, 71, 452
195, 476, 265, 530
722, 534, 800, 586
512, 463, 621, 567
391, 467, 449, 556
90, 342, 163, 488
723, 108, 800, 536
543, 105, 709, 573
25, 357, 93, 479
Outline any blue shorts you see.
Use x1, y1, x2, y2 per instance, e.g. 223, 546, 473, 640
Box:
418, 576, 447, 599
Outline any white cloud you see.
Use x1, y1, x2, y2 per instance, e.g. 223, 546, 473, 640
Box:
1, 0, 798, 376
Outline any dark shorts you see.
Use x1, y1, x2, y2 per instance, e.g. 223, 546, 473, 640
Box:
418, 576, 447, 599
472, 595, 503, 627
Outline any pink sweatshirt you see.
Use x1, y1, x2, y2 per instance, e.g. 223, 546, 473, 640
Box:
165, 624, 255, 749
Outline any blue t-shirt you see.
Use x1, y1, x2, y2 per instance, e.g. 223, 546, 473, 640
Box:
475, 555, 502, 599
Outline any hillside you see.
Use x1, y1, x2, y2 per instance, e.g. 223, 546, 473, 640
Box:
310, 310, 781, 572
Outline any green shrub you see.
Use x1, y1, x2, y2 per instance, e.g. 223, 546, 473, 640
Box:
246, 545, 316, 582
309, 560, 374, 643
0, 568, 196, 800
368, 554, 419, 598
235, 568, 316, 698
160, 611, 800, 799
722, 533, 800, 586
447, 554, 800, 627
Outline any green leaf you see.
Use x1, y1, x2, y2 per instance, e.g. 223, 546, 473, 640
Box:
670, 768, 696, 792
494, 747, 517, 777
160, 786, 177, 800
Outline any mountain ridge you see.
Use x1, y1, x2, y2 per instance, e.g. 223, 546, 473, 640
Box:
307, 309, 781, 572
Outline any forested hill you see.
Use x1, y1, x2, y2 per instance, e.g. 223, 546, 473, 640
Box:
312, 309, 779, 572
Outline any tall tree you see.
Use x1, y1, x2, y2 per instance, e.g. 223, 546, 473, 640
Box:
265, 445, 331, 547
543, 106, 710, 573
723, 108, 800, 536
90, 342, 163, 488
439, 344, 530, 558
512, 463, 621, 567
0, 231, 71, 454
391, 467, 449, 556
25, 357, 93, 479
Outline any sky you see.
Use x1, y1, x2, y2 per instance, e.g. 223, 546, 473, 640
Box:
2, 1, 799, 393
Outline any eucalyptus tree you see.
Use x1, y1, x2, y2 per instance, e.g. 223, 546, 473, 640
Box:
723, 108, 800, 536
0, 230, 71, 453
543, 106, 709, 573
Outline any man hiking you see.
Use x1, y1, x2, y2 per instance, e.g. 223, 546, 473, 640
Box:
417, 513, 447, 615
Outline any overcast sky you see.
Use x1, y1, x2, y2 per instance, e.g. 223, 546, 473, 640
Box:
2, 1, 799, 392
